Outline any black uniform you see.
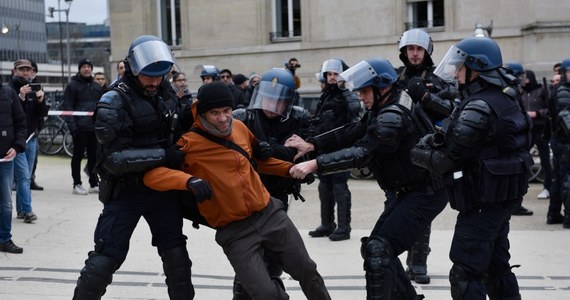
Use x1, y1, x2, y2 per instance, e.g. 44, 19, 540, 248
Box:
306, 83, 361, 240
396, 62, 456, 284
548, 81, 570, 227
234, 106, 311, 209
311, 88, 448, 299
72, 71, 194, 299
411, 78, 533, 299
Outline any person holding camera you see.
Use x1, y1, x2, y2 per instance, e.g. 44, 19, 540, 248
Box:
8, 59, 48, 223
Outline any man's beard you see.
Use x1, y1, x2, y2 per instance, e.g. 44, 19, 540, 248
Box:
143, 85, 158, 97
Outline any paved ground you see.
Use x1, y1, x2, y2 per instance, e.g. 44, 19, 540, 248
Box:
1, 154, 569, 299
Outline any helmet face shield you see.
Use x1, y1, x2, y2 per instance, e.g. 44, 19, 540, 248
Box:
434, 45, 468, 83
321, 59, 344, 76
399, 29, 433, 55
249, 80, 294, 118
338, 60, 376, 91
129, 40, 174, 76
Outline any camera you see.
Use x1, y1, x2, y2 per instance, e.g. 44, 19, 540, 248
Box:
30, 83, 41, 92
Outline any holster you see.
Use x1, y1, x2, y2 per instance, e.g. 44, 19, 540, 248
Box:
97, 168, 120, 204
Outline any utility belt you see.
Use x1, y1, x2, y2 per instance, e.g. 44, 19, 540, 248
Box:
394, 175, 448, 197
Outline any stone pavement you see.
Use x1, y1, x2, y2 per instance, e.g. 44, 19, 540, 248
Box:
1, 154, 569, 300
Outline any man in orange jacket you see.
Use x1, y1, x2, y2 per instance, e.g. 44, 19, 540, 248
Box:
144, 82, 331, 300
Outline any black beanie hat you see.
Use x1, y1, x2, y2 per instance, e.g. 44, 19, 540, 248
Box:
197, 82, 235, 114
78, 58, 93, 71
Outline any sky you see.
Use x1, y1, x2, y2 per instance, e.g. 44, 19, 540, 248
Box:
44, 0, 109, 25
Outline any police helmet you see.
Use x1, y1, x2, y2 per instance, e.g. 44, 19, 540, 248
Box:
127, 35, 175, 77
434, 37, 502, 82
398, 29, 433, 55
320, 58, 349, 79
504, 62, 524, 76
249, 68, 296, 118
200, 65, 220, 81
338, 58, 397, 91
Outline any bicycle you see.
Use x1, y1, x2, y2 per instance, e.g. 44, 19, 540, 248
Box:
37, 91, 74, 157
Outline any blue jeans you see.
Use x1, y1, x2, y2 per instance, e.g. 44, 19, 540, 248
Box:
14, 137, 36, 214
0, 161, 15, 243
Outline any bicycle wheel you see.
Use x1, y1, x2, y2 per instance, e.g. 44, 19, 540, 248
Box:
63, 130, 74, 157
37, 125, 64, 155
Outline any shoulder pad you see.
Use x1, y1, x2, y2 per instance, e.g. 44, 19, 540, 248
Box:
396, 91, 413, 111
97, 90, 123, 109
463, 99, 492, 115
232, 108, 247, 121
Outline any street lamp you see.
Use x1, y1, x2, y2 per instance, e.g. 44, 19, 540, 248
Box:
1, 23, 21, 59
48, 0, 73, 88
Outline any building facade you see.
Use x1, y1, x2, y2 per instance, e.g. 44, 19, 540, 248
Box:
108, 0, 570, 94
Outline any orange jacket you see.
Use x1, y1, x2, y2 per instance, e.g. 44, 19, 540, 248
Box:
144, 103, 293, 227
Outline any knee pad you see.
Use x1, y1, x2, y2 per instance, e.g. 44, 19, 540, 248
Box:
160, 246, 195, 299
363, 238, 396, 299
449, 264, 469, 300
363, 238, 393, 272
73, 252, 118, 300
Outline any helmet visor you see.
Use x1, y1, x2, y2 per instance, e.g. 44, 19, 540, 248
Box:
321, 59, 344, 75
338, 60, 377, 91
249, 80, 294, 118
434, 45, 468, 83
399, 30, 432, 54
130, 40, 174, 76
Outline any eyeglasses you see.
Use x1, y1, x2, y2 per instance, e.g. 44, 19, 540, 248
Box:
220, 75, 231, 79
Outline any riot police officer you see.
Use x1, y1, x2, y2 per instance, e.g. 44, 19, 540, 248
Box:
199, 65, 220, 84
306, 58, 361, 241
410, 37, 533, 300
396, 28, 457, 285
288, 58, 448, 299
547, 58, 570, 228
72, 35, 194, 299
231, 68, 312, 300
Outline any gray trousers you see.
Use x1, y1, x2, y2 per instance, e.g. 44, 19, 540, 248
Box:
216, 197, 331, 300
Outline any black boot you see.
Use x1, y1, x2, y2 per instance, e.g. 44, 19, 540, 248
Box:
309, 181, 336, 237
161, 246, 195, 299
406, 225, 431, 284
546, 213, 564, 224
72, 252, 118, 300
30, 180, 44, 191
329, 186, 351, 241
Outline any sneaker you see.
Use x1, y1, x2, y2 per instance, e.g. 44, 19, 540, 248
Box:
537, 189, 549, 199
23, 212, 37, 223
72, 184, 88, 195
16, 212, 24, 219
89, 186, 99, 194
0, 240, 23, 254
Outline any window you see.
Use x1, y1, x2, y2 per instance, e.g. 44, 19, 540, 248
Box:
158, 0, 182, 46
270, 0, 301, 42
405, 0, 444, 30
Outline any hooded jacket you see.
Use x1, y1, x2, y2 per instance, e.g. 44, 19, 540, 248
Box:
144, 102, 293, 228
522, 70, 548, 126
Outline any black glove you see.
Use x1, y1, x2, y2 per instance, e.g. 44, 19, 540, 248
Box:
186, 177, 213, 203
406, 77, 428, 102
164, 144, 185, 169
253, 141, 272, 160
299, 173, 315, 185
